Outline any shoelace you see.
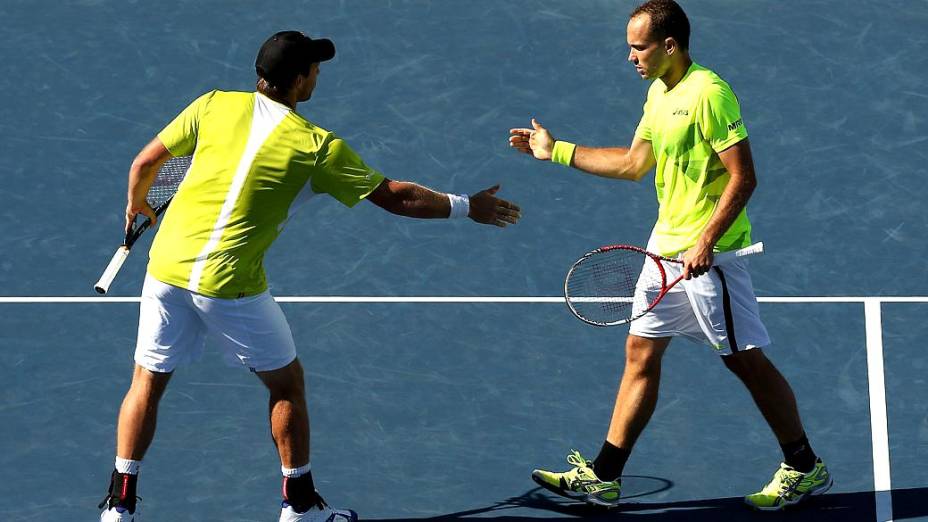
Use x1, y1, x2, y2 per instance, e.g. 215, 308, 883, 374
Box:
763, 467, 802, 496
312, 490, 329, 510
564, 450, 604, 490
566, 450, 592, 468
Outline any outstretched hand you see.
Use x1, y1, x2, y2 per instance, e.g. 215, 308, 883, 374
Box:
468, 185, 522, 227
509, 118, 555, 161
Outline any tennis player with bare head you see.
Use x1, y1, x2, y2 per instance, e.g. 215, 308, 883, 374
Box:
510, 0, 830, 511
98, 30, 521, 522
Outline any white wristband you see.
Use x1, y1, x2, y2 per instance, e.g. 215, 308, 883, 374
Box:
447, 193, 469, 219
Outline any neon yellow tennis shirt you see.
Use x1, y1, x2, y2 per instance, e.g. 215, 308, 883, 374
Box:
148, 90, 384, 298
635, 63, 751, 257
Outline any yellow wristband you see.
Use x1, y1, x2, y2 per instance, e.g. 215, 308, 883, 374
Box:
551, 141, 576, 166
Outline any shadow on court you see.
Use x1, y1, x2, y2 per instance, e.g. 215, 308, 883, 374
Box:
365, 486, 928, 521
893, 487, 928, 521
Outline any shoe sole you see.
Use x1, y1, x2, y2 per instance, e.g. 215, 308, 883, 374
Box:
531, 474, 620, 508
745, 475, 834, 512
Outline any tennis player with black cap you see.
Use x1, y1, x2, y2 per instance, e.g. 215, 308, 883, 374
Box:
98, 30, 521, 522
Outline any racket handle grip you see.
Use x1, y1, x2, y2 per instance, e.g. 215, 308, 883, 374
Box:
94, 246, 130, 294
714, 242, 764, 264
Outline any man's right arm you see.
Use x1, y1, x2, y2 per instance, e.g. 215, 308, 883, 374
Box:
570, 136, 655, 181
509, 118, 655, 181
126, 137, 173, 232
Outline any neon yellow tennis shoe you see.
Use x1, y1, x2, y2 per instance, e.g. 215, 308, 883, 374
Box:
531, 450, 621, 507
745, 459, 833, 511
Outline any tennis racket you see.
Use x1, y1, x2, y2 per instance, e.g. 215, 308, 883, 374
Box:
565, 242, 764, 327
93, 155, 192, 294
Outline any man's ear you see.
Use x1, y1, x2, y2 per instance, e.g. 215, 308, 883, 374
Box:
665, 37, 676, 56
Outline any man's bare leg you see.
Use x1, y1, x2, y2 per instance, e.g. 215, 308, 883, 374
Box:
256, 358, 325, 515
101, 364, 172, 515
722, 348, 804, 444
581, 334, 673, 482
605, 334, 672, 449
256, 358, 310, 468
117, 364, 173, 460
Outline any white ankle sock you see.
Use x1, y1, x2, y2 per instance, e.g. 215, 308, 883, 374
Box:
281, 463, 311, 478
115, 457, 141, 475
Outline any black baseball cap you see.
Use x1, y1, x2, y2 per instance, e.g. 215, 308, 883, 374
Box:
255, 31, 335, 87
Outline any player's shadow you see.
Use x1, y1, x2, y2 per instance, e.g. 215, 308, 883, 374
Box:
364, 481, 928, 521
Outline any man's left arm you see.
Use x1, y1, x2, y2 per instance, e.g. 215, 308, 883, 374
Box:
682, 139, 757, 279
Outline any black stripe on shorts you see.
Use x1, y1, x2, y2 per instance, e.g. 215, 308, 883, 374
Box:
713, 266, 739, 353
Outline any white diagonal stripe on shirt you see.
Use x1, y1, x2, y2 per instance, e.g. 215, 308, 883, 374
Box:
187, 93, 289, 293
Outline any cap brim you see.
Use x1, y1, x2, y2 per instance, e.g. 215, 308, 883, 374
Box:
310, 38, 335, 62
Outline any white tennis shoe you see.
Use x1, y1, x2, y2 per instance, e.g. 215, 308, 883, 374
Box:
280, 502, 357, 522
100, 505, 138, 521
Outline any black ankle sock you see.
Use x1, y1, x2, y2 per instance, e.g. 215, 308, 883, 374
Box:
99, 469, 138, 513
781, 434, 817, 473
283, 472, 322, 513
592, 440, 631, 482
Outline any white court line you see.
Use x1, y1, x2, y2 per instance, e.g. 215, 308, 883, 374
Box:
865, 299, 894, 522
1, 295, 927, 304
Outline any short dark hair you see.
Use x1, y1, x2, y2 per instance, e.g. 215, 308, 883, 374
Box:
630, 0, 690, 51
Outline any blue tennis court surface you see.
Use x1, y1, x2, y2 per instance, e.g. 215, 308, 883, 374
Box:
1, 1, 926, 521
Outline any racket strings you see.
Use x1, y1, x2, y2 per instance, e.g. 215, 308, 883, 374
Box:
146, 156, 191, 208
566, 248, 664, 325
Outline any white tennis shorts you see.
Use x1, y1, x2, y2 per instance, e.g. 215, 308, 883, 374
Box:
135, 274, 297, 373
628, 257, 770, 355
